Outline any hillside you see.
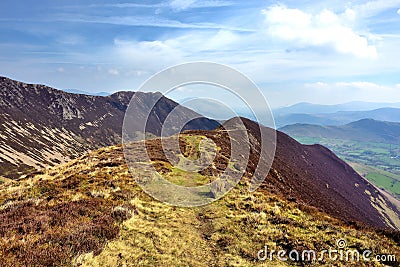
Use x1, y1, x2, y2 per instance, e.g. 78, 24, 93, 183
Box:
0, 118, 399, 266
0, 76, 218, 179
280, 119, 400, 144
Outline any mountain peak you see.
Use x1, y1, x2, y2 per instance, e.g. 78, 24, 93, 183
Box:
0, 76, 217, 178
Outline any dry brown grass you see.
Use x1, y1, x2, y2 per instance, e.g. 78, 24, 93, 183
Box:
0, 198, 121, 266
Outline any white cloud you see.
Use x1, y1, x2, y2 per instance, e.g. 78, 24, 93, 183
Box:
165, 30, 241, 53
113, 39, 183, 72
335, 81, 391, 90
342, 8, 356, 22
125, 70, 148, 77
307, 81, 395, 92
305, 82, 329, 88
299, 81, 399, 104
57, 35, 85, 45
397, 8, 400, 14
262, 5, 377, 58
34, 4, 398, 99
174, 86, 194, 93
333, 82, 399, 103
67, 1, 233, 13
108, 69, 120, 76
169, 0, 196, 11
58, 15, 252, 32
191, 0, 232, 9
169, 0, 232, 11
94, 3, 165, 8
352, 0, 400, 18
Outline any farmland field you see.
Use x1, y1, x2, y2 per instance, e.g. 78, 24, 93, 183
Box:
294, 136, 400, 199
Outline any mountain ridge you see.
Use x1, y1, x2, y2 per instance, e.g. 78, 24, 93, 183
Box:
274, 101, 400, 115
0, 76, 218, 178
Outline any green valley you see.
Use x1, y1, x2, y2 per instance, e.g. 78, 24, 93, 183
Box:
292, 136, 400, 199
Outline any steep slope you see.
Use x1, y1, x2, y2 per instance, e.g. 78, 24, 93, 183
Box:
280, 119, 400, 144
0, 76, 218, 178
0, 129, 399, 266
231, 118, 398, 230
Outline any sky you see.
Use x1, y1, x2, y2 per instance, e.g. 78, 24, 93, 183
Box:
0, 0, 399, 108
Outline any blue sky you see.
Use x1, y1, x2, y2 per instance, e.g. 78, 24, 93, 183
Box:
0, 0, 399, 108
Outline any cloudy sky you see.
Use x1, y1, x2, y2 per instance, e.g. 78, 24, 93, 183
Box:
0, 0, 399, 108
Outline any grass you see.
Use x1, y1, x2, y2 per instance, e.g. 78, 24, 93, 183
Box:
164, 164, 211, 186
0, 176, 14, 184
350, 162, 400, 198
0, 134, 399, 266
154, 134, 218, 187
77, 182, 400, 267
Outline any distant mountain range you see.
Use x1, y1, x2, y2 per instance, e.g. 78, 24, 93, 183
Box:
63, 88, 110, 96
280, 119, 400, 144
274, 106, 400, 127
176, 100, 400, 128
0, 76, 218, 178
274, 101, 400, 115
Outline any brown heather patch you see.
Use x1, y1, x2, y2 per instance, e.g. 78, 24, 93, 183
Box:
0, 145, 136, 266
0, 198, 120, 267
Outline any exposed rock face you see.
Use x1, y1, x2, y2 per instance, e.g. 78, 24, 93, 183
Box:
0, 76, 218, 178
